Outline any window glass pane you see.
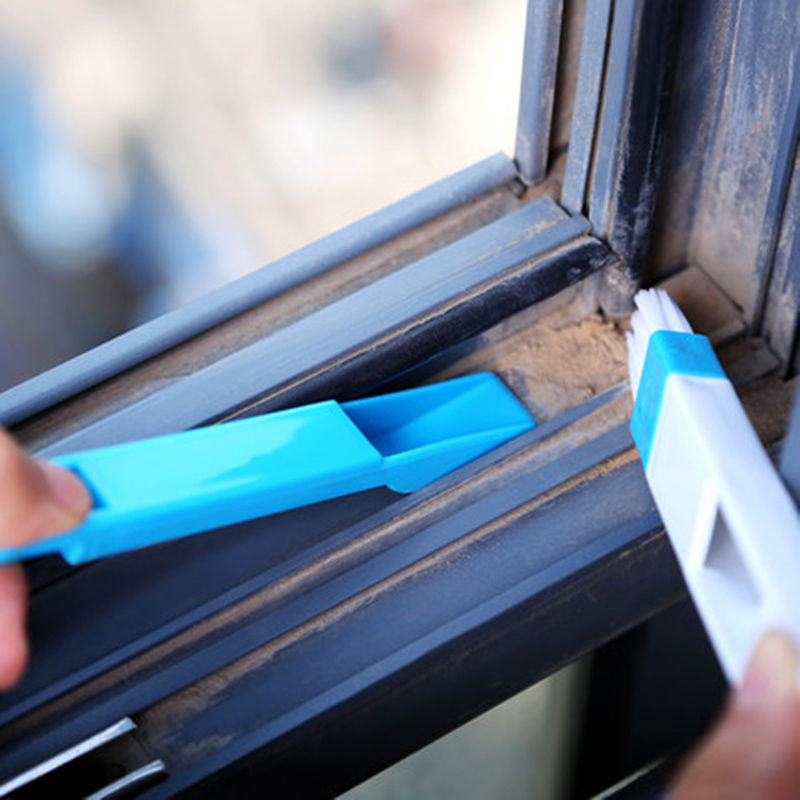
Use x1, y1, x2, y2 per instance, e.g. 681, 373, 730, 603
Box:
339, 663, 586, 800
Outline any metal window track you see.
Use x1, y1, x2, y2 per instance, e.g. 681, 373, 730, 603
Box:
0, 165, 625, 795
32, 198, 611, 456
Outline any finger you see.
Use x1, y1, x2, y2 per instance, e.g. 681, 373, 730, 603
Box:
0, 428, 91, 546
673, 631, 800, 799
0, 565, 28, 691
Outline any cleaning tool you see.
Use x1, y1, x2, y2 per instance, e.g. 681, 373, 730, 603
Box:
0, 373, 533, 565
627, 288, 800, 683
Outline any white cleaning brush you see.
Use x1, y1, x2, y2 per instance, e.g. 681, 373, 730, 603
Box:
627, 288, 800, 684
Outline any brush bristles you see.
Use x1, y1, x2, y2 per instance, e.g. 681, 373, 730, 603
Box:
627, 289, 693, 398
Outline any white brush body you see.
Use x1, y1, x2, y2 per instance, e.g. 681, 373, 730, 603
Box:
629, 289, 800, 684
648, 373, 800, 682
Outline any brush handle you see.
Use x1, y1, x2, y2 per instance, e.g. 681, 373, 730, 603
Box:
642, 371, 800, 684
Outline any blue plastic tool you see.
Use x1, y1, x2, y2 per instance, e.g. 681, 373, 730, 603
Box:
3, 373, 534, 565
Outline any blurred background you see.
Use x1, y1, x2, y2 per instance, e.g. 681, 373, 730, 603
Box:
0, 0, 525, 392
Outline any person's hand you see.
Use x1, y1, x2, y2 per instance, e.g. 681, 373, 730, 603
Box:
672, 630, 800, 799
0, 428, 90, 689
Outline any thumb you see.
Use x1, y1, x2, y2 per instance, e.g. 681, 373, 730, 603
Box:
0, 428, 91, 546
672, 630, 800, 799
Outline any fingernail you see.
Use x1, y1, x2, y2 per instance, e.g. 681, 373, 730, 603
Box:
39, 462, 91, 520
736, 630, 800, 709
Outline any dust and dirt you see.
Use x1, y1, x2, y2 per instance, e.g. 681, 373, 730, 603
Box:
439, 310, 630, 421
741, 374, 796, 446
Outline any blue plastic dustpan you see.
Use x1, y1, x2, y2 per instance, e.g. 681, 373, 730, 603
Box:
2, 373, 534, 564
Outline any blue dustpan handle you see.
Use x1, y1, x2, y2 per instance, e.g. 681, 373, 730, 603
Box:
1, 401, 384, 564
